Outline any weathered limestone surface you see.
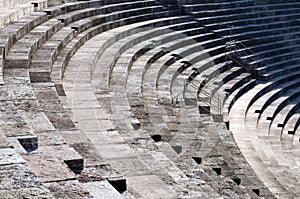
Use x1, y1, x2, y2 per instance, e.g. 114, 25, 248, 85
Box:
0, 0, 299, 198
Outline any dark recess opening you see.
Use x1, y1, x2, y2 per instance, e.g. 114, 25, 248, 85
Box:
18, 137, 38, 153
212, 167, 221, 175
232, 177, 241, 185
192, 156, 202, 164
108, 178, 127, 193
31, 2, 38, 7
151, 134, 161, 142
252, 189, 260, 196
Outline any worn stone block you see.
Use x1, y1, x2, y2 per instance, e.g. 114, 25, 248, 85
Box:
0, 148, 25, 165
126, 175, 177, 198
0, 163, 43, 189
22, 152, 76, 183
0, 187, 54, 199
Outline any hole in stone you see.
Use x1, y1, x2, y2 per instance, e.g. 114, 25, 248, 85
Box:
131, 123, 140, 130
17, 136, 38, 153
45, 11, 52, 15
192, 156, 202, 164
71, 26, 79, 31
232, 177, 241, 185
277, 123, 283, 128
252, 189, 260, 196
31, 2, 38, 7
58, 18, 65, 23
212, 167, 221, 175
199, 105, 210, 114
64, 159, 84, 174
224, 88, 231, 93
266, 116, 272, 121
288, 130, 295, 135
172, 145, 182, 154
108, 178, 127, 193
151, 134, 161, 142
225, 121, 230, 130
255, 110, 261, 113
55, 84, 66, 96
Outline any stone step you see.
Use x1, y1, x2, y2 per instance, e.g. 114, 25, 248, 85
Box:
229, 82, 300, 198
0, 3, 35, 29
62, 35, 180, 197
0, 147, 54, 198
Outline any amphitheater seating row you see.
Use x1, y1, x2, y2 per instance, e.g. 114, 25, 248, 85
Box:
178, 0, 300, 197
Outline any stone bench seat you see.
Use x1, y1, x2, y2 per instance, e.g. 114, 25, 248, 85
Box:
121, 45, 254, 199
218, 72, 252, 107
0, 2, 39, 29
182, 51, 227, 103
179, 44, 225, 81
0, 147, 54, 197
224, 78, 256, 114
228, 82, 300, 198
280, 112, 300, 140
223, 24, 300, 46
244, 72, 300, 118
1, 68, 91, 194
241, 36, 300, 63
182, 0, 254, 13
212, 15, 300, 40
3, 37, 124, 199
193, 61, 234, 91
238, 29, 300, 54
0, 12, 48, 84
79, 13, 263, 196
255, 51, 297, 72
1, 0, 299, 197
90, 19, 200, 91
270, 99, 300, 136
283, 113, 300, 136
0, 82, 37, 149
55, 0, 158, 26
61, 28, 194, 199
247, 77, 300, 124
1, 2, 130, 194
260, 62, 300, 81
52, 16, 191, 86
195, 66, 249, 115
257, 88, 300, 134
108, 43, 222, 199
201, 66, 251, 98
0, 11, 47, 56
143, 39, 225, 102
194, 6, 300, 26
125, 31, 215, 102
141, 56, 264, 198
126, 31, 218, 100
43, 0, 139, 17
0, 0, 31, 8
5, 19, 63, 67
254, 45, 300, 66
190, 1, 300, 19
26, 1, 173, 72
31, 7, 180, 83
198, 66, 244, 96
